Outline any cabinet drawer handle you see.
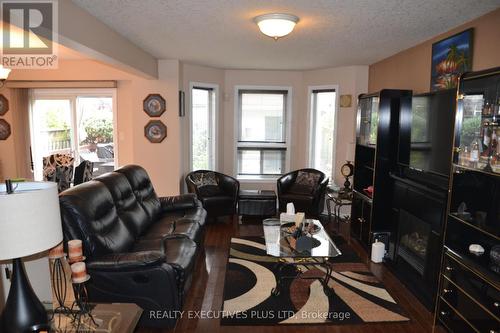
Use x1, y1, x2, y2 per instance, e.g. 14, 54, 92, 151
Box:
440, 311, 449, 317
489, 330, 498, 333
442, 288, 453, 294
494, 302, 500, 308
445, 266, 453, 272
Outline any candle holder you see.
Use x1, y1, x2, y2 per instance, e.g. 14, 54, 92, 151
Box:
70, 276, 97, 331
49, 257, 73, 319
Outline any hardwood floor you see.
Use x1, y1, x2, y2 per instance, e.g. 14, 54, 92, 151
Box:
137, 217, 445, 333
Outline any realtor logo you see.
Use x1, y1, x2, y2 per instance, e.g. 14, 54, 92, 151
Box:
1, 0, 58, 68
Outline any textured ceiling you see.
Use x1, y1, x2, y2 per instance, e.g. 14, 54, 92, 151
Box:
71, 0, 500, 70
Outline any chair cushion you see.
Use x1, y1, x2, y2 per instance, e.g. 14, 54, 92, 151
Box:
200, 195, 234, 209
279, 193, 314, 213
96, 172, 151, 237
59, 180, 135, 258
197, 184, 223, 197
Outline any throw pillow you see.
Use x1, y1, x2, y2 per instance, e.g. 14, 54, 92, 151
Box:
191, 171, 219, 187
290, 171, 321, 194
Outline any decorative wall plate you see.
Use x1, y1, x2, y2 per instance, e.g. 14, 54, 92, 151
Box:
340, 94, 352, 108
0, 94, 9, 116
143, 94, 166, 117
0, 119, 11, 140
144, 120, 167, 143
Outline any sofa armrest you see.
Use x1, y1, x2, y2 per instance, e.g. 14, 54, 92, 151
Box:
87, 251, 165, 272
159, 194, 198, 212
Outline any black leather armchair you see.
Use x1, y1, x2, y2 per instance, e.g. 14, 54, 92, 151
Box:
185, 170, 239, 219
277, 168, 329, 218
59, 165, 206, 328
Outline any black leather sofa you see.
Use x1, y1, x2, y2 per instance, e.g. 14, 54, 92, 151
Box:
185, 170, 239, 220
277, 168, 329, 218
59, 165, 207, 328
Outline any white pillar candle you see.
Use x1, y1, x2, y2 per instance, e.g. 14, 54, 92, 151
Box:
68, 240, 83, 260
70, 262, 87, 283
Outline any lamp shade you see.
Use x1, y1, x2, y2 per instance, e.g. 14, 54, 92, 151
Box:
0, 182, 63, 260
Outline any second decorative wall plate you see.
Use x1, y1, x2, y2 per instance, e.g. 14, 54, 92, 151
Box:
144, 120, 167, 143
0, 94, 9, 116
143, 94, 166, 117
0, 119, 11, 140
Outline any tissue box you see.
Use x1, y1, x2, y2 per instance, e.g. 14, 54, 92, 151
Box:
280, 213, 295, 223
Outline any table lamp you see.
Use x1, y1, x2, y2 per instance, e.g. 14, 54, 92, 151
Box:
0, 180, 63, 333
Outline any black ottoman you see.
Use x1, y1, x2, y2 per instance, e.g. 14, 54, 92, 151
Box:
238, 190, 277, 222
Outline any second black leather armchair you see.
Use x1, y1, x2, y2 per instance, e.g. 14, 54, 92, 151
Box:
277, 168, 329, 218
185, 170, 239, 220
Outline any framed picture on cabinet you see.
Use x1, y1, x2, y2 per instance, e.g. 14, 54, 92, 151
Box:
430, 28, 473, 91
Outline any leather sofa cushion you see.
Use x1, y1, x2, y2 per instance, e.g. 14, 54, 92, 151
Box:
116, 165, 162, 222
59, 181, 135, 257
141, 218, 202, 244
132, 237, 197, 288
87, 251, 165, 271
96, 172, 151, 237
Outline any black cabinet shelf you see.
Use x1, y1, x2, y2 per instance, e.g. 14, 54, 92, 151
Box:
351, 90, 412, 248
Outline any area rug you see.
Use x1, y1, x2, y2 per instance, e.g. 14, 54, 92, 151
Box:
221, 236, 409, 325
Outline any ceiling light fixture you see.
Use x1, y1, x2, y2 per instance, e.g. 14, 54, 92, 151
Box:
254, 13, 299, 40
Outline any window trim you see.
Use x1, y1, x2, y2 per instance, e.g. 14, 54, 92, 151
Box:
30, 88, 118, 180
234, 85, 292, 181
188, 82, 219, 171
307, 85, 339, 182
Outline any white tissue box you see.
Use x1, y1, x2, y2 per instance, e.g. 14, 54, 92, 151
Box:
280, 213, 295, 223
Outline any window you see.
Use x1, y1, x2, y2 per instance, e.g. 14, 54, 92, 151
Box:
309, 88, 337, 179
237, 89, 288, 178
30, 89, 116, 181
190, 84, 217, 171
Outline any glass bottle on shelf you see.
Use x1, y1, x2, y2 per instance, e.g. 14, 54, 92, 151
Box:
469, 132, 481, 168
458, 144, 468, 166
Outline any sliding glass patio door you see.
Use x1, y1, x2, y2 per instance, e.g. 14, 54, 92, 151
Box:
30, 89, 116, 181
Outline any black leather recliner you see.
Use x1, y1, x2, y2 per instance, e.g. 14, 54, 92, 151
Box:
277, 168, 329, 218
59, 165, 207, 328
185, 170, 239, 220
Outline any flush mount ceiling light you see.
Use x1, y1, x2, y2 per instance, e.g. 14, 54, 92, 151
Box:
254, 13, 299, 40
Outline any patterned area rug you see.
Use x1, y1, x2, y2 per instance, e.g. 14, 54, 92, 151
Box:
221, 236, 409, 325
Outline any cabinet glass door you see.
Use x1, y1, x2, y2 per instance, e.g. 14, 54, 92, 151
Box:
358, 96, 379, 146
455, 72, 500, 174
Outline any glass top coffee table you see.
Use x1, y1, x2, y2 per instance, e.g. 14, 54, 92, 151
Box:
263, 219, 342, 296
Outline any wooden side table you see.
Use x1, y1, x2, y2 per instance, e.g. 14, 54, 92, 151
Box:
47, 303, 142, 333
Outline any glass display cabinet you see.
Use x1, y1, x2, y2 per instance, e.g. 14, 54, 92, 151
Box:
435, 67, 500, 333
454, 69, 500, 174
357, 95, 380, 147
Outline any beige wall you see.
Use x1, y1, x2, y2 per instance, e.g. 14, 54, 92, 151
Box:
369, 8, 500, 93
0, 59, 181, 196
